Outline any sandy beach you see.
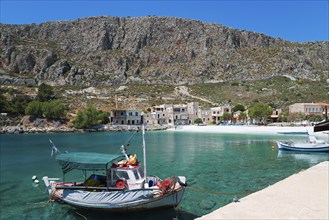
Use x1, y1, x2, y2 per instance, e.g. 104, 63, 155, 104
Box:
168, 125, 329, 138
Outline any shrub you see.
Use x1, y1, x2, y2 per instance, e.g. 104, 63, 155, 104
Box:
43, 100, 66, 120
73, 106, 108, 129
25, 101, 43, 117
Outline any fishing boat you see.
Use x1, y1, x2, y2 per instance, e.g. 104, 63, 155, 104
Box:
42, 124, 186, 211
277, 135, 329, 152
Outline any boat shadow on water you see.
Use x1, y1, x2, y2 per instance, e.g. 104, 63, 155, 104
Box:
68, 207, 198, 220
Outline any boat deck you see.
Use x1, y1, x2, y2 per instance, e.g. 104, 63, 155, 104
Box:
196, 161, 329, 219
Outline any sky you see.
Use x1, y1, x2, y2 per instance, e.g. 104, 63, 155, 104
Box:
0, 0, 328, 43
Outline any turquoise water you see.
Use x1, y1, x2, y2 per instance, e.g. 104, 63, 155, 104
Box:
1, 131, 328, 220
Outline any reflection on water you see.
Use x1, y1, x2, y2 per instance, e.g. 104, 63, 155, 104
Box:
1, 132, 329, 220
278, 150, 329, 165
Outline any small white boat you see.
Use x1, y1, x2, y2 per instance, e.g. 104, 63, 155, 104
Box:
277, 135, 329, 152
42, 124, 186, 211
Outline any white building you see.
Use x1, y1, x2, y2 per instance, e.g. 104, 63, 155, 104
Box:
289, 103, 327, 116
211, 104, 232, 124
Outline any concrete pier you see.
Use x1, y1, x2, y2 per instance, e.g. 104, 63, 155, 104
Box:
197, 161, 329, 220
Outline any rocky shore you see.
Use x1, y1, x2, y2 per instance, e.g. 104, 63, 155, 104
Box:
0, 124, 170, 134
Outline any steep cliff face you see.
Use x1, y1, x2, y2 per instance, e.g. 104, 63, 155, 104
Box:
1, 16, 328, 86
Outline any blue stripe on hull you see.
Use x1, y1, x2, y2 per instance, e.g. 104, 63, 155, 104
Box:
278, 143, 329, 152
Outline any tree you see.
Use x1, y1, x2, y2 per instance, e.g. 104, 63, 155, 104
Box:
25, 101, 43, 117
232, 104, 245, 112
72, 106, 105, 129
221, 112, 231, 122
248, 103, 272, 124
305, 114, 323, 122
37, 83, 54, 102
194, 118, 203, 125
8, 95, 31, 115
43, 100, 66, 120
239, 112, 247, 123
287, 112, 305, 123
0, 93, 9, 113
97, 111, 110, 124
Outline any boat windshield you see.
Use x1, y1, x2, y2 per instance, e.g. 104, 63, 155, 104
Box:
138, 166, 144, 179
112, 170, 130, 181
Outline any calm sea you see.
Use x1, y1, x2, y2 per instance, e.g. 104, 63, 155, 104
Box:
0, 131, 328, 220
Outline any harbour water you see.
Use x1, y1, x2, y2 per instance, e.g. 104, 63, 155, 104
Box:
1, 131, 328, 220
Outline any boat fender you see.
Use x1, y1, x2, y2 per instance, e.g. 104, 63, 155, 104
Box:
160, 179, 171, 189
177, 176, 187, 186
115, 179, 125, 188
32, 175, 39, 187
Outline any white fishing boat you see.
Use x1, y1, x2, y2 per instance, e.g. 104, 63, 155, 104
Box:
277, 135, 329, 152
42, 124, 186, 211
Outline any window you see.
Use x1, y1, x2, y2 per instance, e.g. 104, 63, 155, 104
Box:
120, 112, 124, 116
133, 169, 140, 180
135, 112, 138, 116
113, 170, 130, 181
138, 166, 144, 178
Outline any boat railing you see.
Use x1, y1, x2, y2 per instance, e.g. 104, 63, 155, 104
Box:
55, 185, 125, 191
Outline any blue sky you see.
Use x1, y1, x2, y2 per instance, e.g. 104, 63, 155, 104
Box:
1, 1, 328, 43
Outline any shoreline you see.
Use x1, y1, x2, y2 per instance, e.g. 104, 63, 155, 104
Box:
0, 124, 169, 134
1, 124, 328, 138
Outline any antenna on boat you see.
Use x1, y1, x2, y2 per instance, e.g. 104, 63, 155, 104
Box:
141, 113, 147, 179
120, 127, 140, 160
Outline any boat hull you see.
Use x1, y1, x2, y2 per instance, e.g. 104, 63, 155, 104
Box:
277, 141, 329, 152
62, 188, 185, 211
43, 177, 185, 211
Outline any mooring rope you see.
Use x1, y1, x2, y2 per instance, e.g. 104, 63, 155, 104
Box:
26, 199, 52, 208
188, 186, 255, 196
75, 211, 88, 220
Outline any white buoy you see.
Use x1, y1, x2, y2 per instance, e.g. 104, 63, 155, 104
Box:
32, 175, 38, 181
34, 179, 39, 184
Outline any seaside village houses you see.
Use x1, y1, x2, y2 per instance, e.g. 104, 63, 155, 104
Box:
110, 102, 234, 127
108, 101, 329, 127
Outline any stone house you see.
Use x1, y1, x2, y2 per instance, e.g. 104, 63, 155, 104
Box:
167, 104, 189, 125
187, 102, 199, 124
110, 110, 141, 125
289, 103, 327, 116
151, 104, 173, 125
210, 104, 232, 124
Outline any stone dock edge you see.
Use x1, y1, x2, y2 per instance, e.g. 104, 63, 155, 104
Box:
196, 160, 329, 220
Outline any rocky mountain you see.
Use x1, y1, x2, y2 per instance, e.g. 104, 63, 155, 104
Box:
1, 16, 328, 87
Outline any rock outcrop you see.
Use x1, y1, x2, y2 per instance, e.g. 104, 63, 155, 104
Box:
1, 16, 328, 86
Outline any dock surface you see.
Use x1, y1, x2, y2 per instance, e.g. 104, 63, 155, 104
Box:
197, 161, 329, 219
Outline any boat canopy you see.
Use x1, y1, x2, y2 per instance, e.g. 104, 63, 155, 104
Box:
56, 152, 122, 173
